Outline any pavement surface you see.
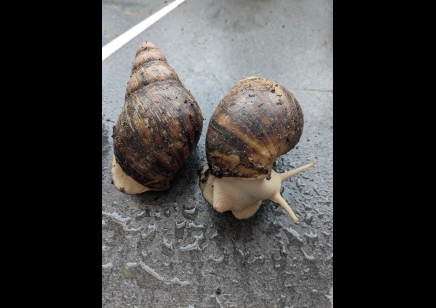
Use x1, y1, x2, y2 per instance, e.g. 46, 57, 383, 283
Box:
102, 0, 333, 307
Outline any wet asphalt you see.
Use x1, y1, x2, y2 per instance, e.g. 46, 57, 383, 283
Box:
102, 0, 333, 307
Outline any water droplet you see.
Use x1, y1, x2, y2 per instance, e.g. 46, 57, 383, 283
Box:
301, 248, 315, 261
304, 231, 318, 249
304, 213, 313, 224
283, 226, 303, 242
126, 262, 138, 267
210, 229, 218, 238
296, 179, 305, 187
321, 231, 331, 239
186, 221, 204, 229
176, 220, 186, 229
193, 233, 204, 240
102, 211, 131, 223
163, 237, 174, 250
141, 223, 156, 238
125, 224, 143, 232
303, 203, 312, 210
102, 262, 113, 269
182, 206, 198, 220
180, 240, 198, 251
184, 207, 196, 214
132, 261, 190, 285
212, 254, 224, 262
247, 255, 257, 263
180, 232, 203, 251
321, 197, 331, 205
326, 287, 333, 306
304, 231, 318, 239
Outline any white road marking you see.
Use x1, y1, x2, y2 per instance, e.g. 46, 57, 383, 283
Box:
102, 0, 186, 61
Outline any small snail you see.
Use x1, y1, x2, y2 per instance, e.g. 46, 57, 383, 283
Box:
111, 41, 203, 194
199, 76, 314, 223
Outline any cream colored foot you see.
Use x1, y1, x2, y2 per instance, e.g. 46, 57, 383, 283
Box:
111, 155, 150, 194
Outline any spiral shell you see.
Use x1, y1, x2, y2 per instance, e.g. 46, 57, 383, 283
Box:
205, 76, 303, 179
112, 41, 203, 192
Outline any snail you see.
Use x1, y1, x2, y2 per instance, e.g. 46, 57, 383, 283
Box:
111, 41, 203, 194
199, 76, 314, 223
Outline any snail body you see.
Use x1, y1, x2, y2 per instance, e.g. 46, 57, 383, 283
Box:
199, 76, 313, 222
111, 41, 203, 194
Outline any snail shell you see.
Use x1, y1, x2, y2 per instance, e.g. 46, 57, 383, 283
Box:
111, 41, 203, 194
206, 76, 304, 179
199, 76, 313, 222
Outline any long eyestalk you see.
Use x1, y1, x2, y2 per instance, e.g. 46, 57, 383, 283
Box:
279, 162, 315, 182
271, 193, 299, 223
272, 162, 315, 223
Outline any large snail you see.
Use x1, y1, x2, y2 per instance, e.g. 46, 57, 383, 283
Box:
199, 76, 314, 223
111, 41, 203, 194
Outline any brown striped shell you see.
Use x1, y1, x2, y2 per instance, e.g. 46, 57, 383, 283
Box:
112, 41, 203, 191
205, 76, 303, 179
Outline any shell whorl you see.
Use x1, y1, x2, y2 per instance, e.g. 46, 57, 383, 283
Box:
205, 76, 303, 179
112, 42, 203, 191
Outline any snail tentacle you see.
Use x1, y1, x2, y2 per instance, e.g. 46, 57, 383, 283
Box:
270, 193, 299, 223
279, 163, 315, 182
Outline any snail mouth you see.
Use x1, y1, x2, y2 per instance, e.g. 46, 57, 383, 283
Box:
231, 201, 262, 219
